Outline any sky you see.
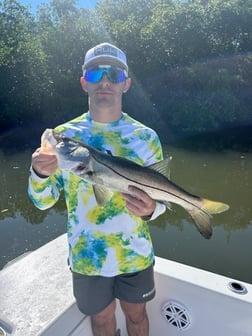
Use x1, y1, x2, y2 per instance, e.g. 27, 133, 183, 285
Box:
19, 0, 98, 12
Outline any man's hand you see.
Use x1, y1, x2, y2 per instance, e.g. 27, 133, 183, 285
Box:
122, 185, 156, 219
31, 148, 58, 178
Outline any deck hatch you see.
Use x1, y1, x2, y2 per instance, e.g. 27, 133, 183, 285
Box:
162, 300, 191, 330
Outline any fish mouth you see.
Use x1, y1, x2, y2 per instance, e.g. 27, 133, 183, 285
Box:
52, 130, 63, 145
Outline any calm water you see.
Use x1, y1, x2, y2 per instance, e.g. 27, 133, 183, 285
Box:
0, 146, 252, 283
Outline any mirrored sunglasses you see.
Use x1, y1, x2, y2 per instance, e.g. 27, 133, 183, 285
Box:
84, 65, 127, 83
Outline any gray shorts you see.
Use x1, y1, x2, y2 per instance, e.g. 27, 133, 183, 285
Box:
72, 264, 155, 315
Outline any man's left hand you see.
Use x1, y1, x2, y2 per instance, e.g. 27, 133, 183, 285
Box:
122, 185, 156, 219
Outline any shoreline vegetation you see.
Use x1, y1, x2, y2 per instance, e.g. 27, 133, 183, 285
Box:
1, 0, 252, 150
1, 123, 251, 153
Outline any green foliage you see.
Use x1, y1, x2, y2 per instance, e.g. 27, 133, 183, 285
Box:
150, 53, 252, 136
0, 0, 252, 143
0, 0, 50, 127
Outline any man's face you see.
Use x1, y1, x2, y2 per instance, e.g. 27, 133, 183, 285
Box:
81, 63, 131, 108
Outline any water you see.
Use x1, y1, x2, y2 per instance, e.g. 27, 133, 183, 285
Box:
0, 146, 252, 283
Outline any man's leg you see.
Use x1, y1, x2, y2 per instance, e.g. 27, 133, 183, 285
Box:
120, 300, 149, 336
91, 299, 117, 336
72, 271, 118, 335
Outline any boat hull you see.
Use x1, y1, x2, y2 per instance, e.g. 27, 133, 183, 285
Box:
0, 234, 251, 335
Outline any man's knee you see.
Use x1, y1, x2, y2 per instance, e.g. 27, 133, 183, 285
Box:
120, 301, 147, 323
92, 300, 116, 326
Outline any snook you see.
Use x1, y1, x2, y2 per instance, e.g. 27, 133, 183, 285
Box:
41, 129, 229, 239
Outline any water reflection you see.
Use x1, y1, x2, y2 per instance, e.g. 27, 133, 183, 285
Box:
0, 150, 67, 267
161, 147, 252, 234
0, 147, 252, 283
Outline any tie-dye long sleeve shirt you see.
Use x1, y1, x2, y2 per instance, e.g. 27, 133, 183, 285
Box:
28, 112, 163, 276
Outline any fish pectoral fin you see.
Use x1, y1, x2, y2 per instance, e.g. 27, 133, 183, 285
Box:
148, 157, 172, 179
93, 185, 114, 207
162, 201, 173, 212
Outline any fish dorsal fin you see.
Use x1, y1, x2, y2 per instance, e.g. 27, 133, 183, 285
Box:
93, 185, 114, 207
148, 156, 172, 179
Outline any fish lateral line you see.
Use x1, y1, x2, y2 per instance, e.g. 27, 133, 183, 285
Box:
90, 153, 210, 214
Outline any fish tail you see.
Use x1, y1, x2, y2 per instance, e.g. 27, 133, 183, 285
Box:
189, 199, 229, 239
201, 198, 230, 214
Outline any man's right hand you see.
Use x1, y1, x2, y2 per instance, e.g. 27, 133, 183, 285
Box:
31, 148, 58, 178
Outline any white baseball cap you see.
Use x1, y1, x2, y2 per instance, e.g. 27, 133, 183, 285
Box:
83, 42, 128, 75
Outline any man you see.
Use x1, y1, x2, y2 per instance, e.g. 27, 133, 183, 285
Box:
28, 42, 166, 336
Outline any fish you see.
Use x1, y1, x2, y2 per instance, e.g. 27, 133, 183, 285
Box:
41, 129, 229, 239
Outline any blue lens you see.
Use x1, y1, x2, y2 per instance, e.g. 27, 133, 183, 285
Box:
84, 66, 126, 83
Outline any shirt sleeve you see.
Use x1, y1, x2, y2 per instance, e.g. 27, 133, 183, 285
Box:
144, 130, 167, 220
28, 167, 63, 210
149, 202, 166, 220
144, 130, 164, 166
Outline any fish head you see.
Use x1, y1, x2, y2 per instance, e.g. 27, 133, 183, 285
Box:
55, 136, 90, 173
41, 129, 91, 173
54, 135, 90, 173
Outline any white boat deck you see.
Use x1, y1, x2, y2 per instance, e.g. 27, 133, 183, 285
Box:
0, 234, 74, 335
0, 234, 252, 335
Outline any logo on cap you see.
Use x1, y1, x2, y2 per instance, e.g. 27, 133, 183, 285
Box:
94, 45, 118, 57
